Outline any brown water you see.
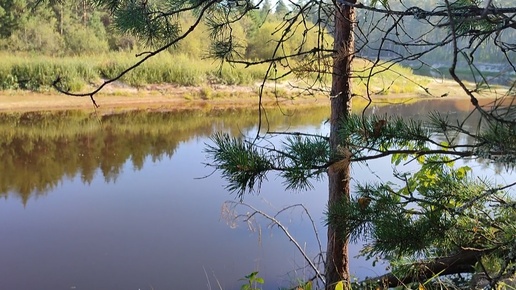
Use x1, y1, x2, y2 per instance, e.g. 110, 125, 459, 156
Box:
0, 99, 503, 290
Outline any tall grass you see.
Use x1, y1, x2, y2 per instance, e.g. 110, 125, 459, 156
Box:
352, 59, 428, 95
0, 52, 425, 95
0, 52, 277, 91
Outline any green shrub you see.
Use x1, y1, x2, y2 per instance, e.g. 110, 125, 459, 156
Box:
65, 25, 109, 55
6, 19, 63, 56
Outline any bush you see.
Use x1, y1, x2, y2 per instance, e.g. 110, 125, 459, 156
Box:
6, 19, 63, 55
64, 25, 109, 55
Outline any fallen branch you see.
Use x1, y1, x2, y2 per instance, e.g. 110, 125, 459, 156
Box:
361, 249, 496, 288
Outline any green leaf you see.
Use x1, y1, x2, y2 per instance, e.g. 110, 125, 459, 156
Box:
371, 0, 389, 8
440, 141, 450, 151
391, 153, 407, 166
303, 281, 312, 290
245, 271, 258, 279
456, 166, 472, 179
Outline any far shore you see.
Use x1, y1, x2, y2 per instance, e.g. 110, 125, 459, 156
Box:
0, 86, 328, 113
0, 80, 510, 113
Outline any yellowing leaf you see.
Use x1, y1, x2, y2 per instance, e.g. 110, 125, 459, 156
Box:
440, 141, 450, 151
335, 281, 344, 290
419, 283, 426, 290
456, 166, 472, 179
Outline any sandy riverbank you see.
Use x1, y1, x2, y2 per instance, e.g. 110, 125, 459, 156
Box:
0, 80, 509, 113
0, 84, 328, 113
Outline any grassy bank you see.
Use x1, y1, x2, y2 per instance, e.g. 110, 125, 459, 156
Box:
7, 51, 503, 113
0, 52, 276, 91
0, 52, 426, 94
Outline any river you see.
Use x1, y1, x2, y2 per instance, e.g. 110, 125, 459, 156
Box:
0, 99, 510, 290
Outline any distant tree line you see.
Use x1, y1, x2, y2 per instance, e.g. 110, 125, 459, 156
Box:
0, 0, 322, 59
353, 0, 516, 66
2, 0, 512, 72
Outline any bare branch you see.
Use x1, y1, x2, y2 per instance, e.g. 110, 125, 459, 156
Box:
222, 201, 326, 284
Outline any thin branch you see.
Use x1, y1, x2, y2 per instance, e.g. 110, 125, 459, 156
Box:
52, 0, 220, 101
223, 201, 326, 284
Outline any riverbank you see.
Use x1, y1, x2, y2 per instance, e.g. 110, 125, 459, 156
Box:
0, 79, 509, 113
0, 84, 326, 113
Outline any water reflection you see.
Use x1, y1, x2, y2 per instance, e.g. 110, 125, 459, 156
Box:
0, 98, 485, 203
0, 98, 504, 290
0, 108, 330, 204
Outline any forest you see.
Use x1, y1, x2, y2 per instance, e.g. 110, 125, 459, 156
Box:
1, 0, 513, 60
0, 0, 316, 58
1, 0, 514, 91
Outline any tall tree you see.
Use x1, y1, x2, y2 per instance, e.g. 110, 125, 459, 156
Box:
0, 0, 30, 38
326, 2, 355, 287
275, 0, 289, 16
260, 0, 272, 21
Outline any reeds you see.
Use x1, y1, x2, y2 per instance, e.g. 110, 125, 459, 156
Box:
0, 52, 275, 91
0, 52, 425, 95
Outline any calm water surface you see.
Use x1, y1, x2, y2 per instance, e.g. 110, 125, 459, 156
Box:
0, 100, 509, 290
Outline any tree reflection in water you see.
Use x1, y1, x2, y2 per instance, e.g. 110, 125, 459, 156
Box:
0, 98, 491, 205
0, 107, 330, 204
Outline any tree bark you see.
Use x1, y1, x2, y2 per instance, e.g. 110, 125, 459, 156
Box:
326, 1, 356, 289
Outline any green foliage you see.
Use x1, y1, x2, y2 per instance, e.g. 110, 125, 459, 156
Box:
353, 60, 427, 96
0, 0, 432, 96
0, 0, 512, 69
111, 0, 180, 47
327, 155, 515, 281
208, 108, 516, 286
0, 53, 101, 90
5, 17, 63, 55
0, 52, 285, 91
338, 114, 431, 160
206, 133, 272, 197
244, 21, 276, 60
448, 0, 501, 35
477, 121, 516, 166
8, 0, 515, 287
370, 0, 390, 8
282, 135, 329, 191
0, 0, 30, 38
239, 271, 264, 290
206, 132, 331, 197
168, 14, 208, 57
244, 18, 324, 61
64, 24, 109, 55
322, 115, 516, 284
274, 0, 289, 17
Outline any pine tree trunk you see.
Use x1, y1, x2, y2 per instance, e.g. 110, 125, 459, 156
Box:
59, 3, 64, 35
82, 0, 88, 25
325, 1, 355, 289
